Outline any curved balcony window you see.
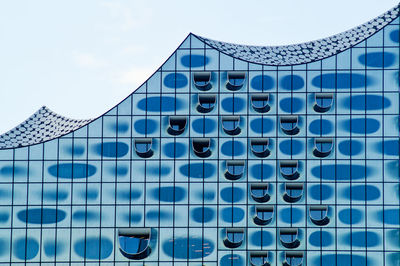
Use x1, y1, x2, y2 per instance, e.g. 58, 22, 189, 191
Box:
280, 116, 299, 135
193, 72, 212, 90
222, 116, 241, 135
250, 138, 270, 158
279, 160, 299, 180
192, 138, 211, 158
283, 251, 303, 266
309, 205, 330, 226
134, 138, 153, 158
250, 251, 270, 266
118, 228, 151, 260
223, 228, 244, 248
250, 183, 270, 203
197, 94, 216, 113
313, 138, 333, 158
253, 205, 274, 226
224, 160, 245, 180
280, 228, 300, 249
226, 72, 246, 90
314, 93, 333, 113
167, 116, 187, 135
283, 183, 303, 203
251, 93, 270, 113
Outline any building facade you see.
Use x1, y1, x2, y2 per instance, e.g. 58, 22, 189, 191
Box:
0, 5, 399, 265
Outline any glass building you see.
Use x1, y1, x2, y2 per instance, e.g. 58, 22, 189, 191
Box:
0, 5, 399, 266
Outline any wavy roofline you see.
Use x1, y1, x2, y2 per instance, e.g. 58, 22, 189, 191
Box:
193, 3, 400, 66
0, 106, 93, 150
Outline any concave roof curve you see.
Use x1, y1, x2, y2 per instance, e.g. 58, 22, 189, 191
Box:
0, 106, 93, 149
194, 4, 399, 66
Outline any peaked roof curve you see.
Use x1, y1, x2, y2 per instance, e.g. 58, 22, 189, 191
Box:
194, 4, 400, 66
0, 106, 93, 149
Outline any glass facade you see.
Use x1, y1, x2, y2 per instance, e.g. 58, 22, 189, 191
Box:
0, 6, 399, 265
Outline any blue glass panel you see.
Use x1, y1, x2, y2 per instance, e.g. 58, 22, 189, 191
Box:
137, 96, 183, 112
344, 231, 380, 247
191, 207, 215, 223
250, 164, 273, 180
280, 75, 304, 90
66, 145, 85, 156
309, 184, 333, 200
134, 119, 157, 134
179, 163, 215, 178
311, 164, 369, 180
279, 97, 304, 113
74, 237, 113, 259
312, 73, 367, 89
14, 237, 39, 260
379, 140, 400, 156
17, 208, 66, 224
148, 165, 171, 176
163, 73, 188, 88
343, 95, 391, 110
250, 230, 273, 246
309, 231, 333, 247
342, 185, 380, 201
0, 165, 26, 177
118, 190, 141, 200
44, 241, 65, 257
164, 142, 186, 158
220, 254, 244, 266
146, 210, 171, 221
378, 209, 400, 225
0, 212, 9, 222
181, 55, 209, 67
250, 118, 274, 133
221, 97, 245, 112
221, 141, 245, 156
338, 140, 363, 156
342, 118, 380, 134
162, 237, 214, 259
151, 186, 185, 202
94, 142, 129, 158
251, 75, 274, 90
48, 163, 96, 179
358, 52, 395, 68
43, 190, 69, 201
192, 118, 216, 134
279, 139, 303, 155
309, 119, 333, 135
338, 208, 363, 225
279, 207, 303, 223
312, 254, 369, 266
72, 210, 99, 221
390, 29, 399, 43
221, 207, 245, 223
220, 187, 244, 203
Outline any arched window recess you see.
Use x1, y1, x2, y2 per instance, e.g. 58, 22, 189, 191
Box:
279, 228, 300, 249
313, 138, 333, 158
251, 93, 270, 113
253, 205, 274, 226
280, 116, 299, 135
193, 72, 212, 90
192, 138, 211, 158
250, 183, 270, 203
309, 205, 330, 226
224, 160, 245, 180
250, 138, 270, 158
222, 116, 241, 135
118, 228, 152, 260
279, 160, 300, 180
283, 183, 303, 203
223, 228, 245, 248
283, 251, 304, 266
134, 138, 153, 158
314, 93, 333, 113
197, 94, 216, 113
167, 116, 187, 135
249, 251, 270, 266
226, 72, 246, 91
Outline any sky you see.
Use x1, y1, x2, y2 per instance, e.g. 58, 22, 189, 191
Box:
0, 0, 398, 134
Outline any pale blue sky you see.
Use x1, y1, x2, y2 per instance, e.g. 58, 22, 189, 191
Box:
0, 0, 398, 134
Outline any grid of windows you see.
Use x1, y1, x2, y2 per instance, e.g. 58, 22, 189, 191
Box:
0, 7, 399, 266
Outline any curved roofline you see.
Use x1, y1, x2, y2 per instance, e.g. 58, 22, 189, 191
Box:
0, 106, 93, 150
193, 4, 400, 66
